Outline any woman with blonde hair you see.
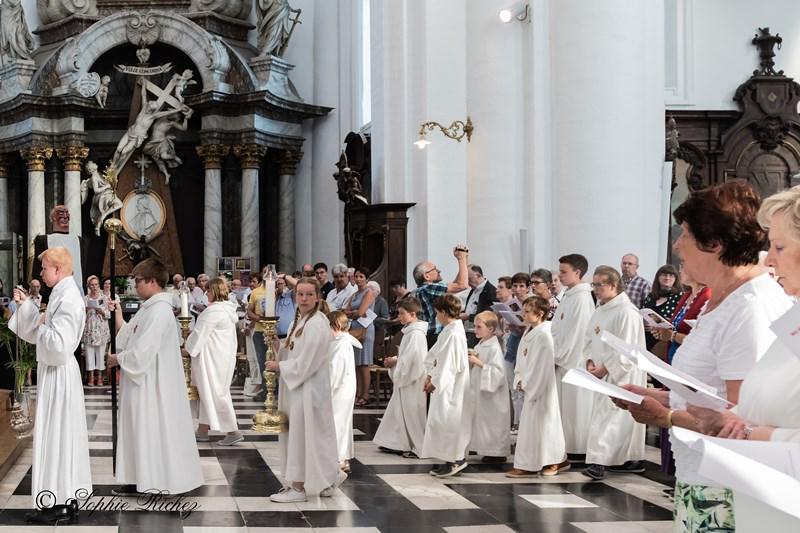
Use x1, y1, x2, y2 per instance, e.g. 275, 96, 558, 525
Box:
328, 310, 360, 472
186, 277, 242, 446
83, 275, 111, 386
266, 277, 344, 502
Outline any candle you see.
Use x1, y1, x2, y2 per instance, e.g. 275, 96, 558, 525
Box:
180, 291, 189, 317
263, 278, 276, 317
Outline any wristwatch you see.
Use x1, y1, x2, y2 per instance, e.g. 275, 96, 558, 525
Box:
743, 425, 754, 440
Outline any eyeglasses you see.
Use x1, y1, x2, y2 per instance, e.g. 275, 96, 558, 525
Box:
425, 267, 440, 275
530, 280, 547, 286
590, 282, 607, 289
621, 262, 637, 266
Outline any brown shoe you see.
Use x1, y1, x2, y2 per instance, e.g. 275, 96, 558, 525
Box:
505, 468, 539, 478
542, 460, 571, 476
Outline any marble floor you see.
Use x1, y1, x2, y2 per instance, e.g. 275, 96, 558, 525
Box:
0, 386, 676, 532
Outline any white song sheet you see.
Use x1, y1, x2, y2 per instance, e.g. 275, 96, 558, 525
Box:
562, 368, 644, 404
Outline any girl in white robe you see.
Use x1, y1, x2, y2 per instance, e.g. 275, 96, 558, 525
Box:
507, 296, 567, 477
421, 294, 472, 478
186, 279, 242, 445
9, 251, 92, 510
467, 311, 510, 461
266, 278, 346, 503
581, 267, 647, 480
373, 298, 428, 457
328, 311, 361, 471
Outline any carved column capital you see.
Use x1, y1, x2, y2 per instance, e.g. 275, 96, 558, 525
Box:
56, 145, 90, 172
279, 149, 304, 176
20, 146, 54, 172
196, 144, 230, 170
233, 144, 267, 169
0, 154, 10, 177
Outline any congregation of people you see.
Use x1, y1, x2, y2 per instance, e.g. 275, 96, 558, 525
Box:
6, 178, 800, 530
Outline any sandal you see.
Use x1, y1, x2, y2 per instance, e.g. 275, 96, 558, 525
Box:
354, 398, 367, 407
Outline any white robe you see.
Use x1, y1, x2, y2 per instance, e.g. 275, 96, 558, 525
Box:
373, 321, 428, 454
468, 336, 510, 457
421, 320, 472, 462
10, 276, 91, 506
330, 332, 361, 462
115, 292, 204, 494
186, 300, 239, 433
278, 311, 342, 494
583, 292, 647, 466
551, 282, 595, 453
513, 321, 566, 471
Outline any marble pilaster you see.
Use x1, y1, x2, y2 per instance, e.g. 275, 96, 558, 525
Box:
0, 155, 9, 235
21, 146, 53, 253
233, 144, 266, 269
278, 150, 302, 273
56, 145, 90, 236
196, 144, 229, 276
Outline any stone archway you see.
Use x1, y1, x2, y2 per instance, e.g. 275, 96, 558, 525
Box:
51, 11, 233, 95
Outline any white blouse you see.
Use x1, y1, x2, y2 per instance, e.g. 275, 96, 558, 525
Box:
670, 273, 793, 486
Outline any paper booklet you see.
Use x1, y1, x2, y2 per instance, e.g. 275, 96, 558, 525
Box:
492, 299, 525, 327
639, 308, 674, 329
672, 427, 800, 522
684, 319, 697, 329
562, 368, 645, 404
769, 302, 800, 361
357, 308, 377, 328
599, 330, 733, 411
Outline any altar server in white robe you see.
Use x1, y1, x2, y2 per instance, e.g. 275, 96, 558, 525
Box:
421, 294, 472, 478
328, 310, 360, 472
10, 247, 91, 516
581, 266, 647, 481
266, 278, 345, 503
467, 311, 510, 462
373, 297, 428, 457
108, 258, 203, 495
551, 253, 596, 455
186, 278, 243, 446
507, 296, 567, 478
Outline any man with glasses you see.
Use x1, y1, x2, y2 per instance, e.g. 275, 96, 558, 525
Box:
412, 247, 470, 348
620, 253, 650, 308
461, 264, 496, 348
530, 269, 556, 319
314, 262, 334, 299
326, 263, 358, 311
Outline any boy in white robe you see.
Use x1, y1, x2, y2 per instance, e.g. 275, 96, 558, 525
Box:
373, 298, 428, 457
581, 266, 647, 481
507, 296, 567, 477
108, 258, 204, 495
328, 310, 360, 472
10, 247, 91, 521
266, 278, 346, 503
186, 278, 243, 445
421, 294, 472, 478
467, 311, 510, 462
551, 254, 595, 457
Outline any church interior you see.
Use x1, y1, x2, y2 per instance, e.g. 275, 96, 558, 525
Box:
1, 0, 800, 531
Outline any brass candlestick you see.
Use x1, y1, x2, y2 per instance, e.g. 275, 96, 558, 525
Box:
251, 316, 288, 434
178, 316, 199, 401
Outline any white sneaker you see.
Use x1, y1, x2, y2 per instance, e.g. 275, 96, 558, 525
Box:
218, 432, 244, 446
269, 487, 307, 503
319, 486, 336, 497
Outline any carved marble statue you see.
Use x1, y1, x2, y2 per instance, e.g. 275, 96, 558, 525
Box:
333, 152, 368, 207
256, 0, 301, 57
188, 0, 252, 20
0, 0, 34, 61
110, 81, 185, 173
81, 160, 124, 236
171, 69, 196, 103
142, 107, 192, 184
36, 0, 98, 26
95, 75, 110, 108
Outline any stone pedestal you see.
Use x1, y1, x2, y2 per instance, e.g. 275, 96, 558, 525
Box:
21, 147, 53, 253
196, 145, 229, 276
56, 145, 90, 236
249, 55, 302, 102
0, 60, 37, 101
233, 144, 266, 270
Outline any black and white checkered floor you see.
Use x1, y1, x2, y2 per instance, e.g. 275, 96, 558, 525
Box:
0, 386, 676, 532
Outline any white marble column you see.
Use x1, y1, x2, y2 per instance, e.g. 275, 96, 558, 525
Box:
196, 145, 229, 276
278, 150, 302, 273
21, 147, 53, 250
56, 145, 89, 236
0, 155, 9, 235
233, 144, 266, 269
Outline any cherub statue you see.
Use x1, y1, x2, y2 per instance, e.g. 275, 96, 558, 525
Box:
171, 69, 197, 103
81, 161, 123, 236
95, 75, 110, 108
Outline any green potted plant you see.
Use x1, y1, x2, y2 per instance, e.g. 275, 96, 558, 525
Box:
0, 316, 36, 396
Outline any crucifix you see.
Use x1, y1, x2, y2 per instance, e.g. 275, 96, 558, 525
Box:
133, 154, 152, 192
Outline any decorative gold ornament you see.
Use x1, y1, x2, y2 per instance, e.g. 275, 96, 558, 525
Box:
20, 146, 54, 172
251, 316, 288, 434
56, 145, 90, 172
178, 316, 200, 401
232, 144, 267, 169
195, 145, 230, 170
0, 153, 10, 177
414, 116, 474, 148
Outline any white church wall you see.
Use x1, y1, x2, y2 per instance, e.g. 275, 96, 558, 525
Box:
670, 0, 800, 110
